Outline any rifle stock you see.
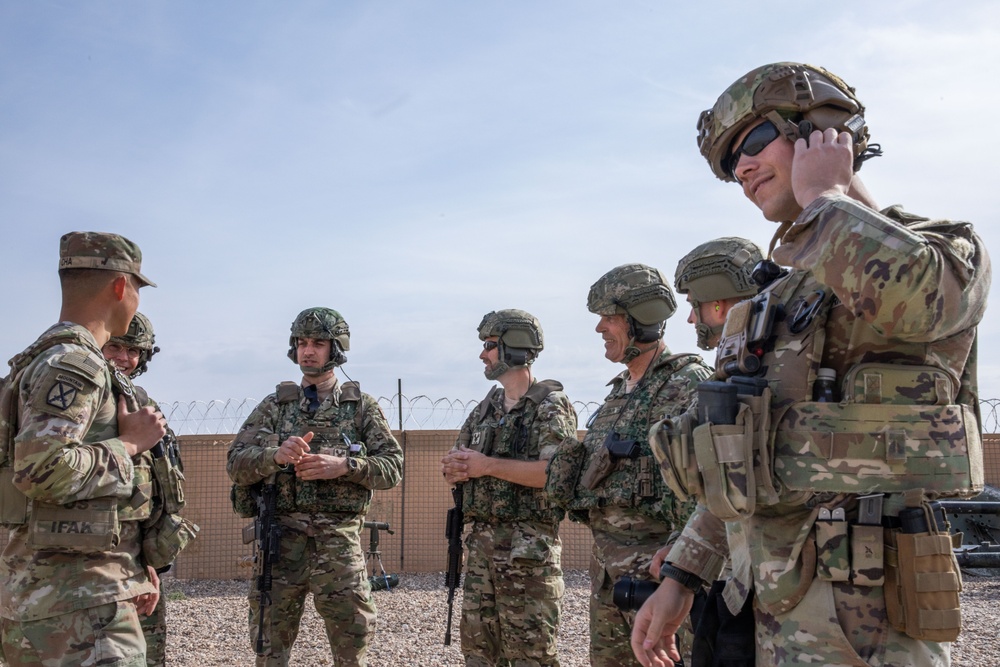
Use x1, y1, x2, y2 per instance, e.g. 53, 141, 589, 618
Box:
444, 484, 464, 646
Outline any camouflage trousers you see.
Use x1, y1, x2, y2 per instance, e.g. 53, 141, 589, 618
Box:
756, 578, 950, 666
0, 600, 146, 666
461, 520, 564, 667
139, 581, 166, 667
588, 510, 693, 667
248, 514, 376, 667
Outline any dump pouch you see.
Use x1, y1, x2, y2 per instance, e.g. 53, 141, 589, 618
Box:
27, 497, 120, 552
884, 502, 963, 642
142, 512, 199, 570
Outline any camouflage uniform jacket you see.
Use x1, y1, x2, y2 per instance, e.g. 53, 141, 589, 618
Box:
578, 346, 712, 531
0, 323, 156, 621
668, 195, 991, 614
227, 379, 402, 517
455, 379, 577, 525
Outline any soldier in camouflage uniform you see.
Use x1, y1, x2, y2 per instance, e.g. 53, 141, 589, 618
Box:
103, 312, 196, 667
441, 309, 578, 667
546, 264, 712, 666
0, 232, 166, 666
633, 63, 991, 667
227, 307, 403, 667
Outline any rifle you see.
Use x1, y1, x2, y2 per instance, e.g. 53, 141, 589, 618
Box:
939, 499, 1000, 569
444, 484, 464, 646
253, 474, 282, 656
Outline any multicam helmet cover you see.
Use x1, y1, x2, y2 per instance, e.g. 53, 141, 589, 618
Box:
108, 311, 158, 377
588, 263, 675, 362
697, 62, 871, 182
287, 307, 350, 373
477, 309, 544, 380
675, 238, 762, 350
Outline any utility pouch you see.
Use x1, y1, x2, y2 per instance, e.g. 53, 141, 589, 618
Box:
815, 508, 849, 581
884, 503, 962, 642
649, 412, 702, 501
693, 402, 755, 521
28, 498, 120, 552
0, 466, 28, 526
151, 455, 186, 515
142, 513, 199, 570
581, 444, 616, 491
850, 524, 885, 586
544, 436, 587, 506
231, 483, 260, 519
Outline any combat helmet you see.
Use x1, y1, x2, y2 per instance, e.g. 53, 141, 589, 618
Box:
108, 311, 158, 378
588, 263, 676, 362
287, 307, 350, 374
477, 309, 544, 380
697, 62, 879, 182
675, 237, 762, 350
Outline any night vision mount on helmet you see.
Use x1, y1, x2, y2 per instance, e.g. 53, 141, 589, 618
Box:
477, 309, 544, 381
287, 307, 351, 373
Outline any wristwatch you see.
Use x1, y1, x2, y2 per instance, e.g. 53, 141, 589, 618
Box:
659, 562, 703, 592
347, 457, 360, 474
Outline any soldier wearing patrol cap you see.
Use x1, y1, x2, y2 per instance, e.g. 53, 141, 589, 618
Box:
102, 312, 198, 667
545, 264, 711, 666
0, 232, 166, 666
441, 309, 578, 667
227, 307, 403, 667
632, 64, 992, 667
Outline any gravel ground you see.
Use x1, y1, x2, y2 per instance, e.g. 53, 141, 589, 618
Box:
163, 570, 1000, 666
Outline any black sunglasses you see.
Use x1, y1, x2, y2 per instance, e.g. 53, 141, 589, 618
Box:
482, 341, 499, 351
727, 120, 781, 178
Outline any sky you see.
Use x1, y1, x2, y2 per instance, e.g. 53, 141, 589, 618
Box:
2, 1, 999, 431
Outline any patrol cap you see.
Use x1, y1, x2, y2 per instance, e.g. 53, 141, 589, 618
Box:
58, 231, 156, 288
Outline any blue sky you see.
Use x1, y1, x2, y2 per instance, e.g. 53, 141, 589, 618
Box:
2, 1, 998, 419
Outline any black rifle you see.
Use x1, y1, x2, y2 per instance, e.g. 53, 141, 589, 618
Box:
444, 484, 464, 646
254, 475, 282, 656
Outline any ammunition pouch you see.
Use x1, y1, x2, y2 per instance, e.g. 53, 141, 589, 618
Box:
649, 412, 701, 501
580, 443, 615, 491
27, 497, 120, 553
142, 512, 199, 570
150, 448, 186, 515
884, 502, 963, 642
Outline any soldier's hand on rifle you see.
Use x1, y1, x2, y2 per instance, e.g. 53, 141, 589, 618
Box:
274, 431, 313, 466
118, 396, 166, 457
295, 452, 349, 480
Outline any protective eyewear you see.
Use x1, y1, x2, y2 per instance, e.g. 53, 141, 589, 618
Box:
482, 341, 499, 351
727, 120, 781, 179
104, 342, 141, 359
